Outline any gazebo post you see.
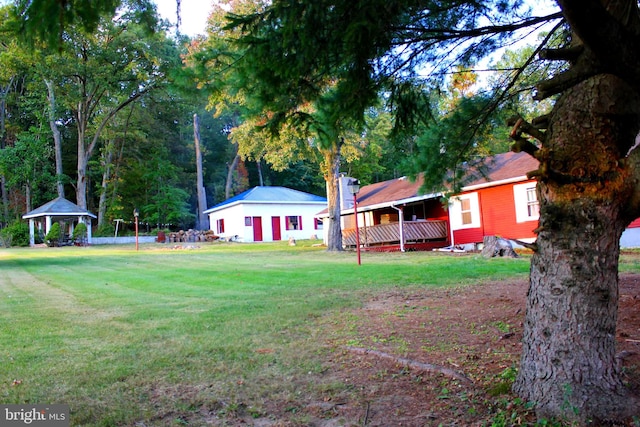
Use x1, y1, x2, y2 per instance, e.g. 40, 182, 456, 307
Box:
28, 219, 35, 247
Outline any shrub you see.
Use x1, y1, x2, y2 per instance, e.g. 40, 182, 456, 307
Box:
0, 221, 30, 247
45, 222, 61, 246
94, 223, 115, 237
73, 222, 88, 245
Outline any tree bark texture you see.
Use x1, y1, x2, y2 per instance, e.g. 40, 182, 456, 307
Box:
0, 79, 12, 223
45, 79, 65, 199
193, 114, 209, 230
225, 151, 240, 200
514, 73, 640, 422
97, 144, 113, 227
324, 141, 343, 252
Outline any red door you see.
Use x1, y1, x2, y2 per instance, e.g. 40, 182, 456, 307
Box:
271, 216, 281, 241
252, 216, 263, 241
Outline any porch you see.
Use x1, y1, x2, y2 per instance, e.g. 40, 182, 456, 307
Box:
342, 220, 449, 252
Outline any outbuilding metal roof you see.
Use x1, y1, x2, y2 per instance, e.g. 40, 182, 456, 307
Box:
22, 197, 97, 220
204, 186, 327, 214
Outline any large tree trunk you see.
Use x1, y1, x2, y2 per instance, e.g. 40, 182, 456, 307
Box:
45, 79, 65, 198
193, 114, 208, 230
514, 74, 640, 423
225, 150, 240, 200
97, 144, 113, 227
76, 106, 89, 209
0, 80, 11, 224
323, 140, 343, 252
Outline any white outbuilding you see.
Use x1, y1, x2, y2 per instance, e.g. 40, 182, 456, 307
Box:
204, 186, 327, 242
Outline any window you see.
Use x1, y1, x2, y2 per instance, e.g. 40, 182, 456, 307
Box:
514, 183, 540, 223
449, 193, 480, 230
460, 198, 472, 225
286, 215, 302, 230
526, 187, 540, 217
314, 218, 323, 230
216, 219, 225, 234
245, 216, 252, 226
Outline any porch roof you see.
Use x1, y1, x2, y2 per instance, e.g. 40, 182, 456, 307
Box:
353, 175, 441, 212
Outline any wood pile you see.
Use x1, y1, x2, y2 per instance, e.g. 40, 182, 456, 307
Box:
166, 229, 218, 243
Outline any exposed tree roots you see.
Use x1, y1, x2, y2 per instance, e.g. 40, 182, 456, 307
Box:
344, 346, 473, 385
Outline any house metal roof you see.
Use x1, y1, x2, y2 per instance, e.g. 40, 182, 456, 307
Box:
22, 197, 97, 220
204, 186, 327, 214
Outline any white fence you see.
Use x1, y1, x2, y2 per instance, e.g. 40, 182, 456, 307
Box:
91, 236, 158, 245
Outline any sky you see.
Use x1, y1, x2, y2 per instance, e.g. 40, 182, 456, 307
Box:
154, 0, 212, 37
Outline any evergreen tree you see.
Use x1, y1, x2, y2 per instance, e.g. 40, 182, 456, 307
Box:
222, 0, 640, 422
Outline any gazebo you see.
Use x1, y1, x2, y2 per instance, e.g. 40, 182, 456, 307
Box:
22, 197, 96, 246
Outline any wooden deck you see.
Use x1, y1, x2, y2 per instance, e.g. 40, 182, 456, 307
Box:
342, 220, 449, 251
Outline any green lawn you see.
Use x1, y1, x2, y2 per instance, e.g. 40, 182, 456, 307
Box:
0, 242, 636, 425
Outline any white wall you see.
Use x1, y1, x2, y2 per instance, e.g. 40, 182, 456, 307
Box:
209, 202, 325, 242
621, 228, 640, 248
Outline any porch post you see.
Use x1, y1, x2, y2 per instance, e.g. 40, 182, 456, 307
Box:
392, 205, 405, 252
398, 206, 405, 252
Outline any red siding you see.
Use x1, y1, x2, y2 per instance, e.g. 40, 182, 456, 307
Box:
453, 183, 538, 246
425, 198, 448, 221
454, 228, 484, 245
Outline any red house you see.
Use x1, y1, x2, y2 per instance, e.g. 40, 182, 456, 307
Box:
448, 151, 539, 249
322, 150, 640, 251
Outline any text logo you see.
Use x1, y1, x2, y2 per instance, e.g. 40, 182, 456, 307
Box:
1, 405, 69, 427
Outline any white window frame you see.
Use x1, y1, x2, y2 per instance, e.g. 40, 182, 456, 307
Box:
449, 193, 480, 230
513, 182, 540, 223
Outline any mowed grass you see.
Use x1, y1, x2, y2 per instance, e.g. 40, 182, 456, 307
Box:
0, 242, 636, 425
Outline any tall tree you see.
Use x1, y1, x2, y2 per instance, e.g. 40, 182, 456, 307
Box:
193, 113, 208, 229
33, 1, 176, 210
44, 79, 65, 198
222, 0, 640, 423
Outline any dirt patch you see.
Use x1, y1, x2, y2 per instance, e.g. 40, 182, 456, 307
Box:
280, 274, 638, 426
309, 274, 640, 427
170, 274, 640, 426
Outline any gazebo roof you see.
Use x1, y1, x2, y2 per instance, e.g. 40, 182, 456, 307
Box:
22, 197, 97, 220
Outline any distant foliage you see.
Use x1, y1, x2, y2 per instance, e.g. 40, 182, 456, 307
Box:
0, 221, 30, 247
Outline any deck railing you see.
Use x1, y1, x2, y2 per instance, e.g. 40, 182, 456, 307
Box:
342, 220, 448, 247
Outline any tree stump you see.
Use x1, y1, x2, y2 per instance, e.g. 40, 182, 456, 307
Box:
481, 236, 518, 258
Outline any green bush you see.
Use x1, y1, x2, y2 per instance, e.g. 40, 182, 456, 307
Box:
94, 223, 115, 237
72, 222, 88, 240
0, 221, 30, 247
45, 222, 61, 246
